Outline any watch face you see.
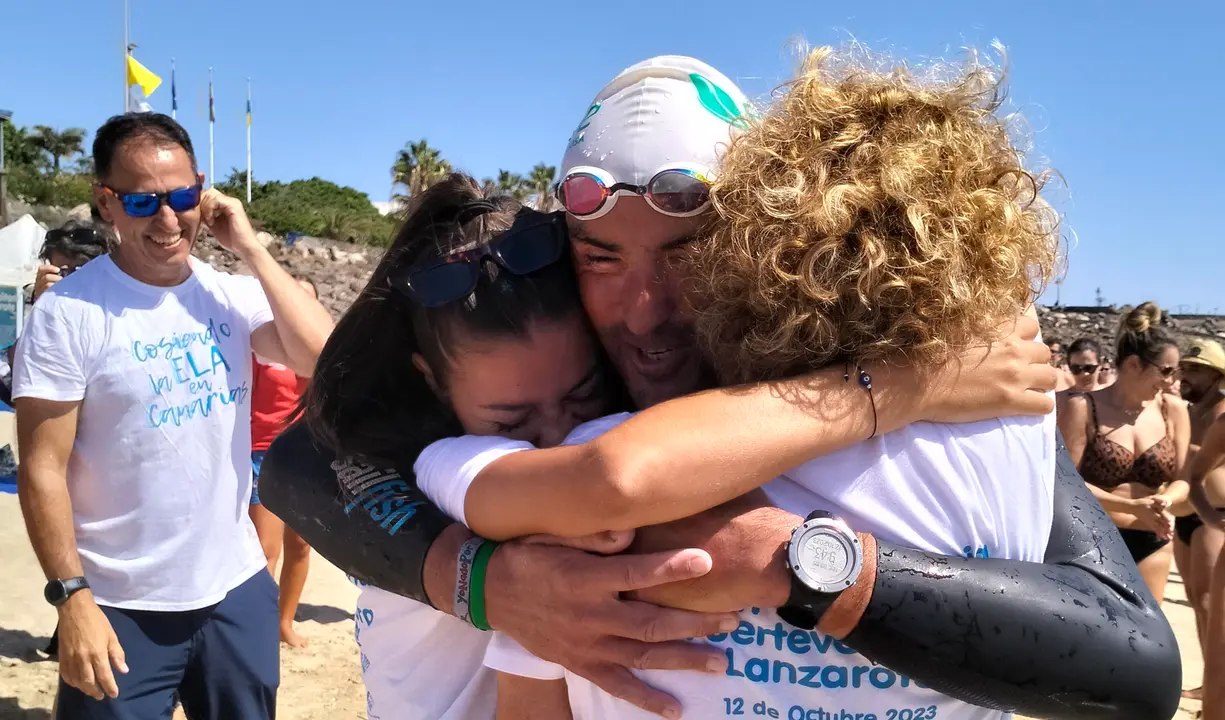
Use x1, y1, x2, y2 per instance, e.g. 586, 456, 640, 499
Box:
803, 532, 851, 583
44, 581, 66, 605
790, 517, 861, 593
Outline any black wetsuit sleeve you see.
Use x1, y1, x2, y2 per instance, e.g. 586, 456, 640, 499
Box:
258, 422, 451, 604
844, 434, 1182, 720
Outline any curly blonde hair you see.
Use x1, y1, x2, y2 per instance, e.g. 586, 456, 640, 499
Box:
692, 46, 1061, 383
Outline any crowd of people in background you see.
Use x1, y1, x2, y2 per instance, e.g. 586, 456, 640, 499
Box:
1052, 306, 1225, 705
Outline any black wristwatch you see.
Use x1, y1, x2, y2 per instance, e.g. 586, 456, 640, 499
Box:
777, 511, 863, 630
44, 577, 90, 607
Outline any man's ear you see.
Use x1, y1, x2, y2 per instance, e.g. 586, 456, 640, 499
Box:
92, 185, 115, 224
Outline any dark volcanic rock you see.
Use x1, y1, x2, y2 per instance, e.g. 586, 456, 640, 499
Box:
1038, 306, 1225, 360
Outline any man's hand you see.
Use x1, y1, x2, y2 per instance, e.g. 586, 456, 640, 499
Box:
629, 490, 796, 613
485, 541, 740, 718
918, 311, 1058, 424
199, 189, 262, 260
32, 265, 63, 303
57, 591, 127, 700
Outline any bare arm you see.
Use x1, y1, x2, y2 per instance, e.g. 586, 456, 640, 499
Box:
495, 676, 572, 720
1190, 416, 1225, 527
16, 397, 85, 588
246, 244, 333, 376
200, 189, 333, 377
464, 333, 1056, 540
1158, 396, 1192, 506
632, 438, 1181, 720
16, 397, 128, 700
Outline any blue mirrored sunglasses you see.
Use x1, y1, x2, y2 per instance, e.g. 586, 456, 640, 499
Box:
102, 183, 202, 218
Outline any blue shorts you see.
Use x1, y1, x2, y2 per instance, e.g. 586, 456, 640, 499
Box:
250, 450, 267, 506
57, 570, 280, 719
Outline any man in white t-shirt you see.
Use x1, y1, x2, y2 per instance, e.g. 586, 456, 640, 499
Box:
13, 112, 334, 719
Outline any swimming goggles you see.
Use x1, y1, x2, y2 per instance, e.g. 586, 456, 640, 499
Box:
100, 183, 203, 218
556, 164, 711, 221
391, 210, 568, 308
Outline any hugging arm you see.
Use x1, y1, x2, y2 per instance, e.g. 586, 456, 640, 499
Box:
633, 437, 1182, 720
454, 330, 1055, 541
258, 423, 451, 602
844, 437, 1181, 720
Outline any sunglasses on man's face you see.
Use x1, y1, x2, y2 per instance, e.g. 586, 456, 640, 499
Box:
1069, 364, 1099, 376
101, 183, 203, 218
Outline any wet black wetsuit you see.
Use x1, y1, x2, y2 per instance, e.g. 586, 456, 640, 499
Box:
259, 426, 1181, 720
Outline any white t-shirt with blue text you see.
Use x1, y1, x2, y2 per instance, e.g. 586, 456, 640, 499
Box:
415, 408, 1057, 719
12, 255, 271, 611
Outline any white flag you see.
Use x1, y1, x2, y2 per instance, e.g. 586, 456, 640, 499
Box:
128, 85, 153, 113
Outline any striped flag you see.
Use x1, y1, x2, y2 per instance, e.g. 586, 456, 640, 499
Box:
171, 59, 177, 118
246, 93, 252, 127
208, 75, 215, 122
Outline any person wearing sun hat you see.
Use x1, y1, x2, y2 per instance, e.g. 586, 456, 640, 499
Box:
1172, 336, 1225, 702
1181, 337, 1225, 432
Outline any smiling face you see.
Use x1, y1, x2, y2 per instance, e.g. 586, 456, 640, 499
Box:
437, 314, 609, 448
1180, 363, 1223, 403
568, 197, 713, 409
1120, 344, 1181, 398
94, 138, 203, 287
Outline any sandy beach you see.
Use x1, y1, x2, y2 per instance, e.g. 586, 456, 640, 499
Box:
0, 491, 1206, 719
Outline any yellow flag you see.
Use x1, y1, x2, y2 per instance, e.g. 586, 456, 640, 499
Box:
126, 55, 162, 97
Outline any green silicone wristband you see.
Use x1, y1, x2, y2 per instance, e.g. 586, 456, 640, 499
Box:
469, 540, 498, 631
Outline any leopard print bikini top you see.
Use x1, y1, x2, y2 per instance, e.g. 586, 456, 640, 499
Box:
1078, 393, 1177, 490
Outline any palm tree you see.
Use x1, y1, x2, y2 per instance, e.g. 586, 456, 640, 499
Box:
496, 170, 530, 203
1, 122, 44, 169
391, 140, 451, 206
29, 126, 87, 173
528, 163, 557, 211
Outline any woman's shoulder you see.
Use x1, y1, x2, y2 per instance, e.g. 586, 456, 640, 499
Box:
1161, 393, 1191, 423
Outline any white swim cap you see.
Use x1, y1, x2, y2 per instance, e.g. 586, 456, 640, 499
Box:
559, 56, 751, 192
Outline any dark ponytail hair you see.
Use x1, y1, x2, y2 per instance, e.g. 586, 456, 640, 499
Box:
301, 173, 584, 467
1116, 301, 1177, 368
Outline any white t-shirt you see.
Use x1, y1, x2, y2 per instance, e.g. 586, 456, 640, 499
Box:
12, 255, 272, 611
351, 577, 496, 720
417, 410, 1057, 719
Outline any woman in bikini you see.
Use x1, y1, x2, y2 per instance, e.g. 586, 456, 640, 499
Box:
1059, 301, 1191, 603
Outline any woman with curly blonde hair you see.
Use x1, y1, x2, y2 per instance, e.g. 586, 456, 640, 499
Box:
392, 47, 1176, 719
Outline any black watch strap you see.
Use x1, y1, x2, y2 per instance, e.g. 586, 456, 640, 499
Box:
779, 573, 839, 629
44, 576, 89, 607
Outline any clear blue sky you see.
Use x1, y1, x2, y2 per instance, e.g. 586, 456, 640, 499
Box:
3, 1, 1222, 309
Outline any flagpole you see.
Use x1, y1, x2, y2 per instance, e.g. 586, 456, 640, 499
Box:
122, 0, 129, 112
171, 58, 176, 120
246, 78, 252, 203
208, 67, 215, 189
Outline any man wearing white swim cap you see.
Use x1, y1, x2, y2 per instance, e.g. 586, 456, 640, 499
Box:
261, 53, 1174, 720
554, 55, 751, 408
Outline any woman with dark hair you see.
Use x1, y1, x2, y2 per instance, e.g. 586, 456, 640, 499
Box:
1065, 337, 1105, 393
1059, 301, 1191, 603
309, 174, 620, 718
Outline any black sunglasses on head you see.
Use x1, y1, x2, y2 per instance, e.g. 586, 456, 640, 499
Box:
391, 210, 568, 308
